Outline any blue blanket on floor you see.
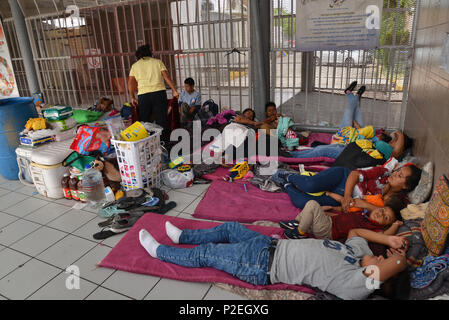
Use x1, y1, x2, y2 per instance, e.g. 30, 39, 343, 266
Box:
411, 247, 449, 289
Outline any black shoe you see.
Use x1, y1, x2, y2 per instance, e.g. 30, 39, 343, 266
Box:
345, 81, 358, 94
357, 85, 366, 99
283, 228, 308, 240
279, 220, 300, 230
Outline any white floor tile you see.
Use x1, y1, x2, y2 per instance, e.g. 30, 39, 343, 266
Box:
47, 209, 96, 233
0, 187, 11, 198
0, 180, 25, 192
53, 197, 77, 207
203, 286, 247, 300
144, 278, 211, 300
0, 258, 60, 300
183, 197, 203, 215
15, 185, 39, 197
101, 231, 127, 248
0, 212, 19, 229
0, 219, 41, 246
177, 184, 211, 196
102, 270, 160, 300
72, 216, 106, 243
27, 272, 97, 300
86, 287, 132, 300
37, 235, 97, 269
0, 247, 32, 279
24, 202, 71, 225
72, 244, 114, 284
10, 226, 67, 257
0, 193, 29, 211
167, 190, 198, 212
4, 197, 50, 218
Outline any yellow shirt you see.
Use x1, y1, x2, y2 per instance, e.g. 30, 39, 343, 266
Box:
129, 57, 167, 95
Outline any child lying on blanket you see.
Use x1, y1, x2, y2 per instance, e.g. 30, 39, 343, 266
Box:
279, 200, 403, 241
139, 221, 409, 300
322, 192, 405, 215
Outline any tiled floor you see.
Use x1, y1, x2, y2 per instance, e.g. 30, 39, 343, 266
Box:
0, 176, 246, 300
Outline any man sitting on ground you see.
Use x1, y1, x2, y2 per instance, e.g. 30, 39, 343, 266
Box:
179, 77, 202, 124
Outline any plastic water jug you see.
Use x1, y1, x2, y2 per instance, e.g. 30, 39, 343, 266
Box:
82, 164, 105, 207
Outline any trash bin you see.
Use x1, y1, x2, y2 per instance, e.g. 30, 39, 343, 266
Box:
0, 97, 37, 180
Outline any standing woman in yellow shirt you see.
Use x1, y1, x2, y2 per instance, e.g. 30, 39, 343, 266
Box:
128, 45, 179, 142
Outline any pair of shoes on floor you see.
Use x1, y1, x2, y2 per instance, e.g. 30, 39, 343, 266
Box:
345, 81, 366, 99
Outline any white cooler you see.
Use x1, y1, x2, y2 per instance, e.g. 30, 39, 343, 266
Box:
16, 145, 41, 185
30, 139, 73, 199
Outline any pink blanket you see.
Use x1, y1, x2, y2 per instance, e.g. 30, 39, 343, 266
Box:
99, 213, 315, 294
193, 180, 300, 223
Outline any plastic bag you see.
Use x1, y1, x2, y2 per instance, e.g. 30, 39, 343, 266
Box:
161, 169, 194, 189
70, 125, 111, 156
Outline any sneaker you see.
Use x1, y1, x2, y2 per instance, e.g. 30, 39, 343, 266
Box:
345, 81, 358, 94
357, 85, 366, 99
279, 220, 300, 230
284, 228, 308, 240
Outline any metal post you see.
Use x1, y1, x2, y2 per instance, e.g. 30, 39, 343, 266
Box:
8, 0, 40, 94
249, 0, 270, 120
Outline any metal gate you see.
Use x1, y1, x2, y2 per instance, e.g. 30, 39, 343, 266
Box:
271, 0, 419, 130
3, 0, 250, 112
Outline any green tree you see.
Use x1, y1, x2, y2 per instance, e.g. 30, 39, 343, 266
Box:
273, 8, 295, 39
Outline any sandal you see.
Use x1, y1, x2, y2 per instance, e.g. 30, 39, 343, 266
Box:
283, 228, 308, 240
279, 220, 299, 230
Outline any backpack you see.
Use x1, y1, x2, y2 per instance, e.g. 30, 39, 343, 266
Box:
194, 99, 219, 127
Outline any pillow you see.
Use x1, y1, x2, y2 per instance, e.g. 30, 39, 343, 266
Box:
408, 162, 434, 204
421, 175, 449, 256
396, 219, 429, 269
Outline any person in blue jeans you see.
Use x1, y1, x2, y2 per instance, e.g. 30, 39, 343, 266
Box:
138, 221, 410, 300
290, 81, 366, 159
272, 166, 352, 209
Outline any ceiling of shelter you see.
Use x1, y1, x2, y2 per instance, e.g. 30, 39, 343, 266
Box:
0, 0, 148, 19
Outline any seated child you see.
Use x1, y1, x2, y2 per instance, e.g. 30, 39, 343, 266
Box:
179, 77, 202, 124
279, 199, 404, 242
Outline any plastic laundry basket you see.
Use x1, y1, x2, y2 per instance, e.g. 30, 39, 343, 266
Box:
111, 129, 163, 191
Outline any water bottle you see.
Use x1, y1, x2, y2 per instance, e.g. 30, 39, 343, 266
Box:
82, 164, 106, 208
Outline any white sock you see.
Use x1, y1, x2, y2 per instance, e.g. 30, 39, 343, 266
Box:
139, 229, 160, 258
165, 221, 182, 244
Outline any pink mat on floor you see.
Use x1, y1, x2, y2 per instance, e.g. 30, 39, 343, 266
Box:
193, 180, 300, 223
307, 132, 333, 146
98, 213, 315, 295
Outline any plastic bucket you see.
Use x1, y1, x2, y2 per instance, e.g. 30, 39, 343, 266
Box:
0, 97, 37, 180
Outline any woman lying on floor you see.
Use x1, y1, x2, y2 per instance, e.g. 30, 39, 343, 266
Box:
271, 163, 422, 210
290, 81, 411, 162
139, 221, 409, 300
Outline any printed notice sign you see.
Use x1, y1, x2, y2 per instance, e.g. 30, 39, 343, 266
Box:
296, 0, 383, 52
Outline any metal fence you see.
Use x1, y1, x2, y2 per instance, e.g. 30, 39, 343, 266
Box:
271, 0, 418, 130
3, 0, 417, 130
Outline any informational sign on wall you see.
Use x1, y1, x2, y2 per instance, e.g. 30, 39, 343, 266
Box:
296, 0, 383, 52
0, 20, 19, 98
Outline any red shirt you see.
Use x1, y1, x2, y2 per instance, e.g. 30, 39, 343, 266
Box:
331, 211, 383, 241
356, 166, 389, 195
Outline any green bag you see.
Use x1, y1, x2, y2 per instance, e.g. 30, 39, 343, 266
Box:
72, 109, 103, 124
62, 151, 96, 172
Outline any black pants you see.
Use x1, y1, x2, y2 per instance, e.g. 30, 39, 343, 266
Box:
138, 90, 169, 142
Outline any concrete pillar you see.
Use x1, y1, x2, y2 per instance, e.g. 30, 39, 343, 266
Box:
249, 0, 271, 120
8, 0, 40, 95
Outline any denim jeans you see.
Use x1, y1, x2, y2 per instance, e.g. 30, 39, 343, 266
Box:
340, 93, 364, 128
290, 143, 345, 159
156, 222, 275, 286
284, 166, 351, 209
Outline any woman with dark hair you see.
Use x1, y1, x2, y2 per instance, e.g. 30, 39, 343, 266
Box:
128, 44, 179, 142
